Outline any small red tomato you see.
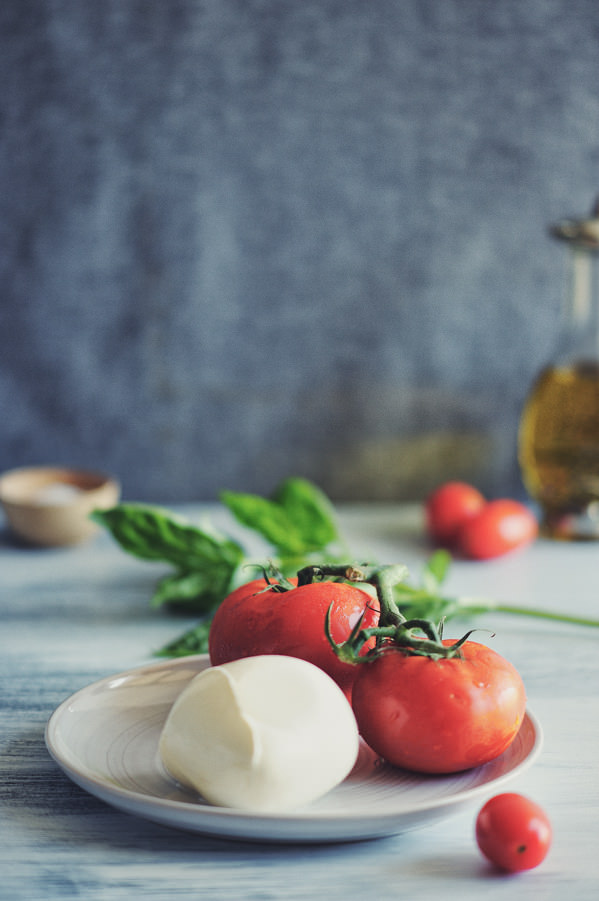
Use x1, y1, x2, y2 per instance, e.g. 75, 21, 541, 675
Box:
457, 499, 538, 560
425, 482, 485, 545
476, 792, 552, 872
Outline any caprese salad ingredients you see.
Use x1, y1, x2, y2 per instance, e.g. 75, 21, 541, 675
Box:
208, 572, 380, 698
351, 637, 526, 773
93, 477, 599, 660
158, 655, 359, 812
426, 481, 538, 559
319, 562, 526, 773
458, 498, 539, 560
92, 477, 344, 612
426, 481, 485, 545
475, 792, 552, 872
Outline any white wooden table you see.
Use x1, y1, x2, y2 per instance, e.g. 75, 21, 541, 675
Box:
2, 503, 598, 900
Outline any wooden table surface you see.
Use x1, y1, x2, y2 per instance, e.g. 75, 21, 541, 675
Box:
2, 503, 598, 900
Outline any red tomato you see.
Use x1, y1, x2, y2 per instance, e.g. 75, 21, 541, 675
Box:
457, 499, 538, 560
476, 793, 552, 872
351, 639, 526, 773
208, 577, 380, 697
426, 482, 485, 545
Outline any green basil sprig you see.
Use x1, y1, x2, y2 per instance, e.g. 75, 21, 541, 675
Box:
93, 480, 599, 659
156, 619, 213, 658
394, 549, 599, 630
92, 477, 344, 614
221, 477, 341, 561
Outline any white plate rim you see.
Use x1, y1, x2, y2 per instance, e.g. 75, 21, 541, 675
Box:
45, 655, 543, 844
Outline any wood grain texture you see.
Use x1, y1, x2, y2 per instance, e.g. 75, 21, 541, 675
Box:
1, 503, 598, 899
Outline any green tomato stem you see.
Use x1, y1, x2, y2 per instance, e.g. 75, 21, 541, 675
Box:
296, 561, 410, 626
318, 563, 470, 661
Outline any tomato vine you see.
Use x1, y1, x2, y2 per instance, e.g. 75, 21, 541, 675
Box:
297, 561, 478, 662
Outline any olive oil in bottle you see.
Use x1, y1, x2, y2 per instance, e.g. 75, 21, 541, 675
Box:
518, 201, 599, 538
519, 361, 599, 535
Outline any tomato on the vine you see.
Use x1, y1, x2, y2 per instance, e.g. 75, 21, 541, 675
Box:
426, 481, 485, 545
208, 576, 380, 697
351, 639, 526, 773
476, 793, 552, 872
458, 499, 538, 560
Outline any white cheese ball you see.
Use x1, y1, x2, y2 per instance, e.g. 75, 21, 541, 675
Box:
159, 655, 359, 812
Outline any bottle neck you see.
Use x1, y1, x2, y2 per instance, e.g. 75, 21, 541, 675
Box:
556, 247, 599, 366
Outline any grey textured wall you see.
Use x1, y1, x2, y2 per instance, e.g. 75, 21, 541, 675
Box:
2, 0, 599, 503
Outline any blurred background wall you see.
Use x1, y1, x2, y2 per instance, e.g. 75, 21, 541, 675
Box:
1, 0, 598, 504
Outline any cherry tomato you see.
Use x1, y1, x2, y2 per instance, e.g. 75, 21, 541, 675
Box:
426, 482, 485, 545
457, 499, 538, 560
208, 577, 380, 698
351, 639, 526, 773
476, 792, 552, 872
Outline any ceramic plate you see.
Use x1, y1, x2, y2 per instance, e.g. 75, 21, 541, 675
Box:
45, 655, 542, 844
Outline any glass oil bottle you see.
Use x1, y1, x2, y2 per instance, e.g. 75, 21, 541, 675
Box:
519, 199, 599, 538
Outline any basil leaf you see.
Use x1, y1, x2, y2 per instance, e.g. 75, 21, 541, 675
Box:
422, 549, 452, 593
219, 492, 306, 555
272, 477, 339, 550
92, 504, 244, 573
155, 618, 213, 657
150, 568, 235, 611
394, 589, 457, 623
221, 477, 339, 556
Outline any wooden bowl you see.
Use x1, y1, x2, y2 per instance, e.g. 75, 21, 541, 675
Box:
0, 466, 121, 546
